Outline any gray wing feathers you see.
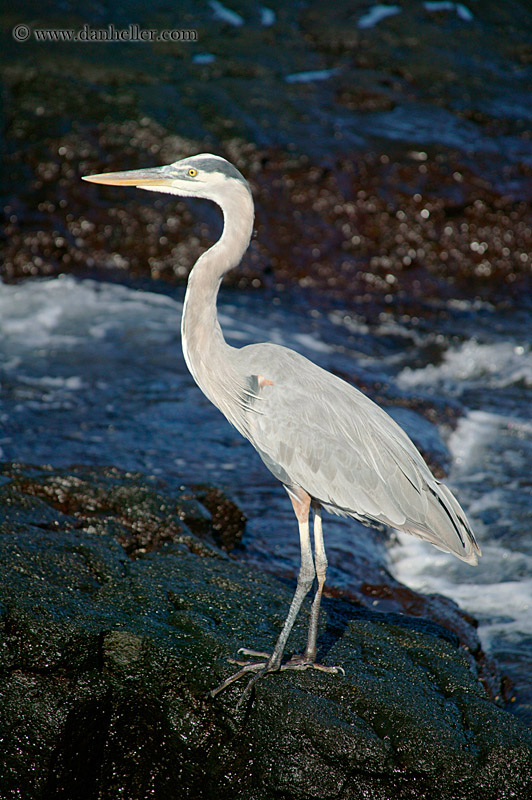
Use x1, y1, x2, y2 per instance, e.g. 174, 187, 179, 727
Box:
233, 343, 481, 565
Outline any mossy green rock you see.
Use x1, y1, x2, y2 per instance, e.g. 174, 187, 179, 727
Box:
0, 464, 531, 799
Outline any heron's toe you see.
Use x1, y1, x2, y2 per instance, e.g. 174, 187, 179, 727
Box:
209, 650, 344, 706
282, 654, 345, 676
237, 647, 271, 659
209, 659, 269, 699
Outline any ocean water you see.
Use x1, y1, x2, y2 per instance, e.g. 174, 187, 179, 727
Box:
0, 276, 531, 719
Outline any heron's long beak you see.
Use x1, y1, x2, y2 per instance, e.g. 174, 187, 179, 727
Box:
82, 166, 172, 186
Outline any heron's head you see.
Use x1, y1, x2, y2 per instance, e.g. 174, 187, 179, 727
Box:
82, 153, 251, 203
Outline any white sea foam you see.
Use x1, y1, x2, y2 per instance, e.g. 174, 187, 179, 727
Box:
358, 4, 401, 29
260, 6, 275, 26
17, 375, 84, 390
392, 533, 532, 650
391, 403, 532, 661
208, 0, 243, 26
398, 340, 532, 392
329, 310, 370, 335
293, 332, 334, 353
448, 410, 500, 474
285, 69, 341, 84
424, 2, 474, 22
0, 276, 180, 354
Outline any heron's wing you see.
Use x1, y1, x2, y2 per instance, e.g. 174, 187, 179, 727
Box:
233, 343, 480, 564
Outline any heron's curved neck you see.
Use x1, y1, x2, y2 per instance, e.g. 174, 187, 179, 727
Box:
181, 182, 254, 408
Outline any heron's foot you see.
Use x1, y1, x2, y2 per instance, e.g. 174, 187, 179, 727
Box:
234, 648, 345, 676
209, 654, 273, 706
233, 648, 345, 676
283, 653, 346, 676
209, 648, 345, 707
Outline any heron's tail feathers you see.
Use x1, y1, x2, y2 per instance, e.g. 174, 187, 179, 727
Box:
403, 481, 481, 565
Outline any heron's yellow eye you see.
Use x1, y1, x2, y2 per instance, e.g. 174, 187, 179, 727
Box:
188, 168, 197, 177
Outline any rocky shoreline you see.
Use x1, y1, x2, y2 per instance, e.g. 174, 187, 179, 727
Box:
1, 463, 531, 798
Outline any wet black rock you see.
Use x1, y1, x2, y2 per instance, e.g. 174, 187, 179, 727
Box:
1, 463, 531, 799
191, 483, 247, 552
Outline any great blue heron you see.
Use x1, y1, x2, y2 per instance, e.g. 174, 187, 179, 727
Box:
83, 154, 481, 702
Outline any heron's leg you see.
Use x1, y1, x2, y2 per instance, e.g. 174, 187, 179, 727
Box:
209, 488, 313, 700
303, 502, 327, 661
266, 488, 314, 670
209, 490, 343, 704
282, 502, 343, 676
